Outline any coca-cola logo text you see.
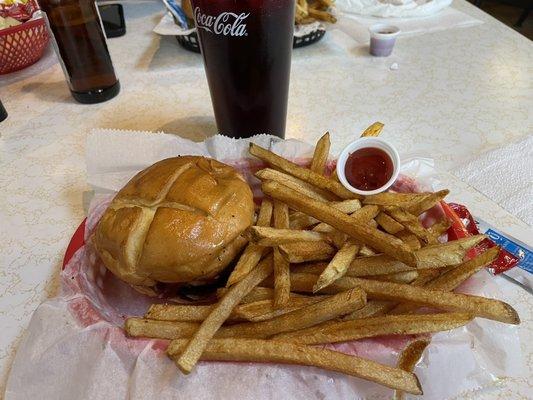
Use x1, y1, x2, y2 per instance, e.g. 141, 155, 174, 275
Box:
194, 7, 249, 36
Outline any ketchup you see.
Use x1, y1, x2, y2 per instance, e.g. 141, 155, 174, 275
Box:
345, 147, 393, 191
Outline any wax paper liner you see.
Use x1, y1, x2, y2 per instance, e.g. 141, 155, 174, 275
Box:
5, 131, 523, 400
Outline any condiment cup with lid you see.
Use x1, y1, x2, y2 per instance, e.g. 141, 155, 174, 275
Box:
336, 137, 400, 196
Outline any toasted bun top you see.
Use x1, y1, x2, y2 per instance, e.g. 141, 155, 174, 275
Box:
94, 156, 254, 287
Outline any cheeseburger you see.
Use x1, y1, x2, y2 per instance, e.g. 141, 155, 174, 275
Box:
94, 156, 254, 291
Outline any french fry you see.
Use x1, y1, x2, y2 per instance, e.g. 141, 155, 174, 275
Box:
293, 269, 417, 287
125, 318, 199, 340
342, 300, 396, 320
390, 247, 500, 315
358, 245, 377, 256
313, 242, 359, 292
145, 296, 325, 323
256, 168, 336, 202
298, 259, 403, 278
313, 204, 379, 233
262, 180, 416, 266
175, 255, 273, 374
384, 206, 437, 244
376, 212, 404, 234
361, 122, 384, 137
290, 199, 361, 229
295, 0, 309, 22
396, 231, 422, 250
297, 15, 316, 25
404, 190, 449, 216
279, 240, 336, 263
226, 199, 273, 286
424, 246, 500, 291
250, 143, 359, 199
317, 0, 334, 8
239, 296, 327, 322
273, 199, 290, 229
273, 313, 472, 344
167, 338, 422, 394
415, 235, 487, 268
364, 192, 426, 206
273, 200, 290, 308
352, 276, 518, 324
128, 290, 356, 340
145, 304, 240, 322
428, 219, 452, 238
410, 269, 442, 286
256, 198, 274, 226
299, 250, 460, 279
310, 132, 330, 175
226, 245, 268, 287
284, 272, 519, 324
146, 304, 213, 321
343, 270, 440, 320
369, 270, 419, 284
218, 288, 366, 338
330, 165, 341, 182
346, 254, 413, 276
249, 226, 331, 246
330, 199, 363, 213
308, 7, 337, 23
330, 230, 348, 249
273, 247, 291, 308
394, 340, 431, 400
289, 211, 320, 230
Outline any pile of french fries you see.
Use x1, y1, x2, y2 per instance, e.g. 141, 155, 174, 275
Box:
125, 123, 519, 396
296, 0, 337, 25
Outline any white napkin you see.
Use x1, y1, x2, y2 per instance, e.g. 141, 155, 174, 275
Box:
4, 129, 524, 400
451, 136, 533, 227
335, 6, 482, 44
336, 0, 452, 18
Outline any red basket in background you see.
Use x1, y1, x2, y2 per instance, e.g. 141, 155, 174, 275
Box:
0, 6, 49, 75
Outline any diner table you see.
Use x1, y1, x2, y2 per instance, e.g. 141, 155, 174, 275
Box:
0, 0, 531, 398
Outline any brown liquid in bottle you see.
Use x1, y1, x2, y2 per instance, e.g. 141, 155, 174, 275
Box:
40, 0, 120, 103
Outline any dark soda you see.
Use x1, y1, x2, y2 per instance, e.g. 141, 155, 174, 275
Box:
190, 0, 295, 138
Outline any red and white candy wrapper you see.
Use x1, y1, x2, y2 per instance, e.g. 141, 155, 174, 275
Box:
4, 131, 523, 400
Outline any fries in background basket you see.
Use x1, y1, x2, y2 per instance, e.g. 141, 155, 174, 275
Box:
122, 124, 520, 395
295, 0, 337, 25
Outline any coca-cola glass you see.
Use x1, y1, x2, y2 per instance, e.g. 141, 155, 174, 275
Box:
191, 0, 295, 139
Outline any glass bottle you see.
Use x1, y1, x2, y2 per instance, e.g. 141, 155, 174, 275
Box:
0, 100, 7, 122
40, 0, 120, 104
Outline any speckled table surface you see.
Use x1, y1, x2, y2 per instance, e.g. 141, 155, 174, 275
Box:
0, 0, 531, 398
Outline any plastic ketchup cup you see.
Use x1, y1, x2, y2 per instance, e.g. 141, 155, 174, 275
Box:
336, 137, 400, 196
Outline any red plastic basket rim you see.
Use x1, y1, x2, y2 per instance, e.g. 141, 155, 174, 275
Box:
0, 16, 46, 36
63, 219, 87, 269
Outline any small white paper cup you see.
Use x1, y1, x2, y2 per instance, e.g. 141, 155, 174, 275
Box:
336, 137, 400, 196
369, 24, 400, 57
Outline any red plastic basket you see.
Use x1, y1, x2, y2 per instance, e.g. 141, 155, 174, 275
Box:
0, 17, 49, 75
